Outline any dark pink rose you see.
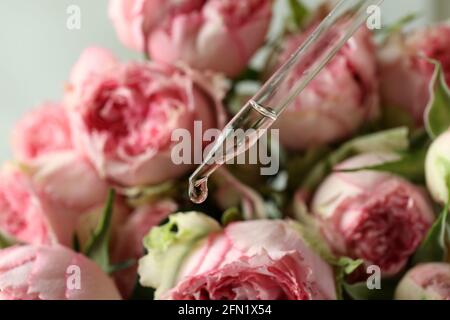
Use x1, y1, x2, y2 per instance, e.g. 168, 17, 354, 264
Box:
109, 0, 273, 77
0, 245, 121, 300
379, 23, 450, 125
65, 47, 227, 187
311, 153, 435, 277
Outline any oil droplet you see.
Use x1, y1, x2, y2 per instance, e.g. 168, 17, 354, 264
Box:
189, 177, 209, 204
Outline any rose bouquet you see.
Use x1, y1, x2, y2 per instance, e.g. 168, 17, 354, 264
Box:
1, 0, 450, 300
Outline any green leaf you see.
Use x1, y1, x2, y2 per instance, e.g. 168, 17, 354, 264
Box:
338, 147, 428, 184
333, 256, 364, 300
413, 174, 450, 264
425, 60, 450, 139
301, 127, 410, 192
337, 257, 364, 275
412, 206, 449, 264
0, 232, 16, 249
344, 278, 398, 300
124, 181, 176, 207
108, 259, 136, 274
221, 207, 242, 226
84, 189, 115, 273
288, 0, 309, 29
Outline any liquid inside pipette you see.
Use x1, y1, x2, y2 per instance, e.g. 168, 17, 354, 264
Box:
189, 100, 277, 204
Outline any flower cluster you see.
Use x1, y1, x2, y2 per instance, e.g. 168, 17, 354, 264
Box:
1, 0, 450, 300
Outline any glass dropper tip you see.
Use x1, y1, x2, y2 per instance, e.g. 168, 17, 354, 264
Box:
188, 176, 209, 204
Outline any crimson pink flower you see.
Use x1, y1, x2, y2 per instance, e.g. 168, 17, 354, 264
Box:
0, 245, 121, 300
310, 153, 435, 277
108, 0, 273, 77
139, 213, 337, 300
65, 47, 227, 187
379, 23, 450, 125
395, 263, 450, 300
271, 21, 379, 150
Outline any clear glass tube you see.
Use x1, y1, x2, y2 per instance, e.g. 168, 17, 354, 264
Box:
189, 0, 384, 203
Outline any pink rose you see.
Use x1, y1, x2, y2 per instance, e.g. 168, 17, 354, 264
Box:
111, 200, 177, 297
11, 100, 109, 211
379, 23, 450, 125
310, 153, 435, 277
11, 102, 72, 163
395, 263, 450, 300
139, 213, 336, 300
65, 47, 227, 187
0, 245, 121, 300
271, 21, 379, 150
109, 0, 273, 77
0, 165, 79, 246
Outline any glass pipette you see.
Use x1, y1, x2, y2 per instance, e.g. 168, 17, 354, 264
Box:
189, 0, 384, 203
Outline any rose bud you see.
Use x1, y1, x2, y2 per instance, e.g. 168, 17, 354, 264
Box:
270, 21, 379, 150
0, 165, 80, 246
425, 129, 450, 205
379, 23, 450, 125
310, 153, 435, 277
65, 47, 227, 187
212, 168, 269, 220
0, 245, 121, 300
11, 102, 109, 211
139, 212, 337, 300
109, 0, 273, 77
111, 200, 177, 297
395, 263, 450, 300
11, 102, 73, 163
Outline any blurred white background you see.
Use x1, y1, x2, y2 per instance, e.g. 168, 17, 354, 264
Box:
0, 0, 449, 162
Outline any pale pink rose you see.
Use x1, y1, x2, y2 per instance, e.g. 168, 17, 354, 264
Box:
68, 47, 118, 89
310, 153, 435, 277
0, 165, 80, 246
11, 102, 72, 163
140, 216, 336, 300
0, 245, 121, 300
379, 23, 450, 125
111, 200, 177, 297
28, 152, 109, 213
271, 22, 379, 150
11, 101, 109, 211
395, 263, 450, 300
65, 47, 227, 187
109, 0, 273, 77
